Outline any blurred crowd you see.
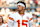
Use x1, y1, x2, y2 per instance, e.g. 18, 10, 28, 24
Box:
0, 0, 40, 7
28, 0, 40, 7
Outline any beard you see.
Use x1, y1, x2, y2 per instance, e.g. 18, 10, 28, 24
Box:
0, 22, 1, 23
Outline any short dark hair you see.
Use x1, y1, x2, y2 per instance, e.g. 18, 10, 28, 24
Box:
17, 1, 26, 8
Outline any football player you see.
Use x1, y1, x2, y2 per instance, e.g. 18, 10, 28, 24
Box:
8, 1, 33, 27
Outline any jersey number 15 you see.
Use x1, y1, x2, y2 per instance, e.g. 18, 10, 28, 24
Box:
17, 20, 28, 27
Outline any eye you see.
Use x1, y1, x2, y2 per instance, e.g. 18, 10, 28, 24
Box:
19, 5, 21, 7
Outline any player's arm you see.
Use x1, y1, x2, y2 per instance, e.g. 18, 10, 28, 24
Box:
8, 14, 14, 21
29, 14, 33, 21
9, 17, 14, 21
29, 17, 33, 21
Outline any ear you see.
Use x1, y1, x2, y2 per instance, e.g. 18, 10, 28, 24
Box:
23, 7, 25, 9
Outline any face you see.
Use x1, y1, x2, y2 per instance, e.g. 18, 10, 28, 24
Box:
17, 5, 25, 11
0, 18, 2, 23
